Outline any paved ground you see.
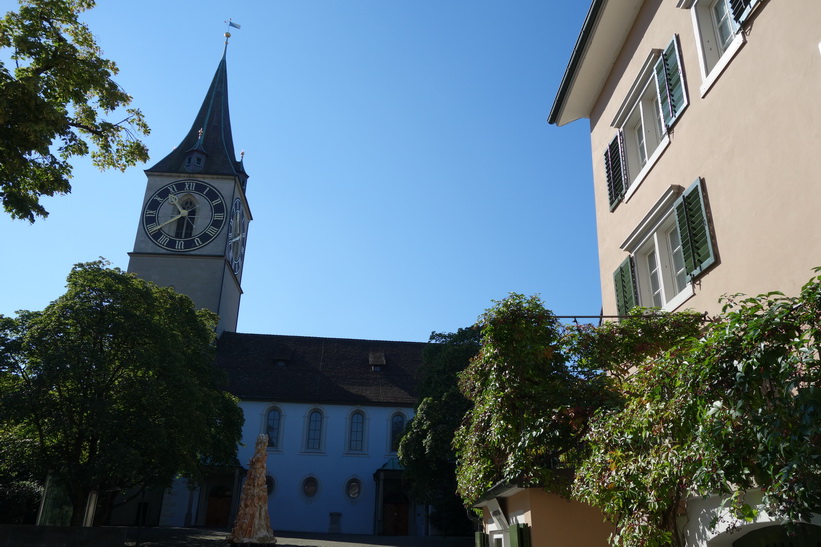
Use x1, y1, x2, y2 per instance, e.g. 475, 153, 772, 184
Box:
125, 527, 473, 547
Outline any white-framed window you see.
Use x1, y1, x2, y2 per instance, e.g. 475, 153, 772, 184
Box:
304, 408, 325, 452
347, 410, 367, 453
681, 0, 760, 95
605, 36, 688, 210
264, 406, 284, 450
635, 215, 689, 309
614, 179, 716, 314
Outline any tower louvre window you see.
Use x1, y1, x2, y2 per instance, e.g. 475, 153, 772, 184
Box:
174, 197, 197, 239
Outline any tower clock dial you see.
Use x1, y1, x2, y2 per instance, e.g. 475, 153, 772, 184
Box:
226, 198, 247, 274
142, 180, 227, 251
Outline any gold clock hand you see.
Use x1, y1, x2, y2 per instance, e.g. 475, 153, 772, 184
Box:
168, 194, 184, 214
149, 213, 183, 233
148, 204, 200, 233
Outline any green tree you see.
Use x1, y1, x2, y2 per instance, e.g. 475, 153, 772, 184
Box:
398, 328, 480, 535
453, 294, 617, 504
0, 0, 149, 221
572, 274, 821, 546
0, 261, 242, 526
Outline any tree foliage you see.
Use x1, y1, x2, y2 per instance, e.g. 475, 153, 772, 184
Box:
0, 261, 242, 525
453, 294, 619, 504
572, 273, 821, 546
0, 0, 149, 221
398, 328, 480, 535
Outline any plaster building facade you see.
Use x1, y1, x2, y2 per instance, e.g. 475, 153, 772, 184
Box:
543, 0, 821, 545
114, 36, 429, 537
549, 0, 821, 319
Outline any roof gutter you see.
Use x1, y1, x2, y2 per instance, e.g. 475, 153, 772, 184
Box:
547, 0, 608, 125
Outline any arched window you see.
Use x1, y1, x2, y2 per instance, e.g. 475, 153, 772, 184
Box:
174, 196, 197, 239
306, 410, 323, 450
390, 413, 405, 452
266, 408, 281, 449
349, 411, 365, 452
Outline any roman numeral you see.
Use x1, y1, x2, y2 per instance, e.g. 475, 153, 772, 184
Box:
145, 209, 156, 217
168, 184, 178, 193
184, 182, 196, 191
158, 234, 170, 245
213, 213, 224, 220
211, 198, 223, 206
146, 223, 159, 233
175, 240, 185, 250
194, 237, 202, 247
205, 226, 219, 237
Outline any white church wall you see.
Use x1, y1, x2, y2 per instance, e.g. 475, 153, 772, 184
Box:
158, 478, 200, 527
238, 400, 413, 535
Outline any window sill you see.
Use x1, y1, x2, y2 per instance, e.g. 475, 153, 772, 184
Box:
700, 33, 746, 97
662, 283, 695, 312
301, 449, 326, 455
623, 135, 671, 204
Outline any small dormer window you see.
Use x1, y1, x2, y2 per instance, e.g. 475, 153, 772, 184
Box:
369, 351, 385, 372
184, 150, 206, 173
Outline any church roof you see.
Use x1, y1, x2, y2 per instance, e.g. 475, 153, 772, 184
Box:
216, 332, 427, 407
146, 45, 248, 180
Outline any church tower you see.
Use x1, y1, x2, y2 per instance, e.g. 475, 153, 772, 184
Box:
128, 36, 250, 335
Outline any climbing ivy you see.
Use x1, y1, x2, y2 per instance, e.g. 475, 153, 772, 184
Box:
573, 272, 821, 546
453, 294, 620, 503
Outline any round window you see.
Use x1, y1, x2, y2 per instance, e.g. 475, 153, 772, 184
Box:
302, 477, 318, 498
266, 475, 275, 495
346, 478, 362, 499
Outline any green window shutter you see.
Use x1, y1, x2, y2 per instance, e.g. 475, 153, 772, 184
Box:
730, 0, 758, 25
654, 36, 687, 129
604, 131, 627, 210
674, 178, 715, 280
509, 523, 532, 547
613, 257, 638, 315
474, 531, 489, 547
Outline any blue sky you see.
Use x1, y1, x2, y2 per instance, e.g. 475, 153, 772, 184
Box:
1, 1, 598, 342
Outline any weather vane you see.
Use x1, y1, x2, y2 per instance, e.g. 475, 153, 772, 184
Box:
224, 18, 241, 43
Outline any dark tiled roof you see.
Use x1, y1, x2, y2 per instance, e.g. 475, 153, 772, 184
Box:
147, 48, 247, 181
216, 332, 427, 406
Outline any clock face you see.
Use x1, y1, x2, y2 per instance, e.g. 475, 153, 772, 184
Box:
226, 198, 247, 274
142, 180, 227, 251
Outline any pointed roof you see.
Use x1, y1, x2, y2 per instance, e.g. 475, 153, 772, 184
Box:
147, 44, 248, 180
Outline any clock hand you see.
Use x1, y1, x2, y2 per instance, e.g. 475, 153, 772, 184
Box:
229, 233, 246, 244
168, 194, 184, 214
148, 204, 201, 233
149, 213, 184, 233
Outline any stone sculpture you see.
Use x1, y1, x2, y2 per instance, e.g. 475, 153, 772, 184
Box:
227, 434, 277, 545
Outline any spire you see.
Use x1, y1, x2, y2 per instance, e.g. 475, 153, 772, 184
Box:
147, 43, 247, 184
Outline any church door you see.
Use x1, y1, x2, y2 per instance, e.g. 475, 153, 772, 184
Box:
382, 491, 409, 536
204, 485, 232, 528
